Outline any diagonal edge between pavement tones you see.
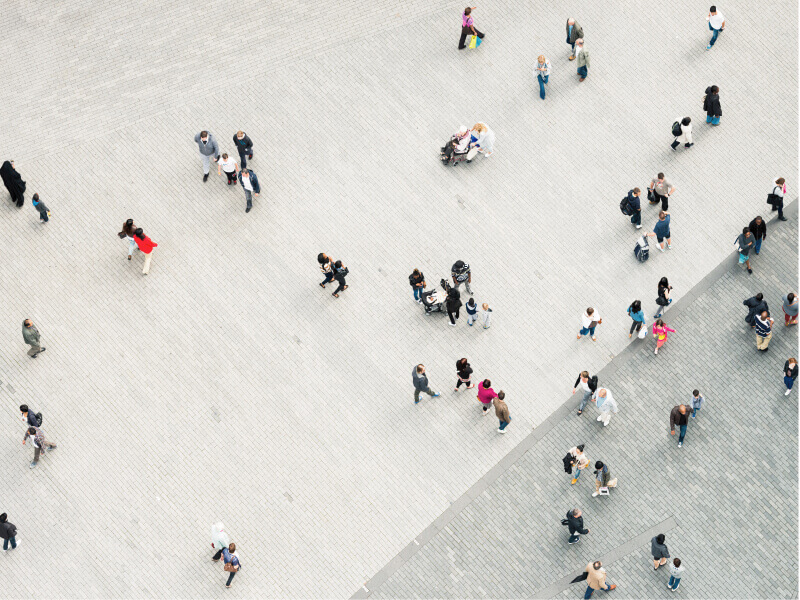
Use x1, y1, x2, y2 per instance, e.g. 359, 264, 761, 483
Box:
351, 200, 798, 599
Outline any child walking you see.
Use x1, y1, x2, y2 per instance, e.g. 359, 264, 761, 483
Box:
31, 193, 50, 223
466, 298, 478, 325
652, 319, 676, 355
690, 389, 703, 418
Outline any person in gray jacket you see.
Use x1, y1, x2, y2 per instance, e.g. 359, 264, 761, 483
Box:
22, 320, 45, 358
651, 533, 670, 570
194, 130, 220, 182
413, 364, 441, 404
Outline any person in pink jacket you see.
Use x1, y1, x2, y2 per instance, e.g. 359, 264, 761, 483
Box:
652, 319, 676, 355
477, 379, 498, 415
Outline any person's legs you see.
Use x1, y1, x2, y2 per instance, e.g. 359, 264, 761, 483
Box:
332, 276, 346, 296
763, 332, 772, 349
706, 114, 712, 123
712, 116, 720, 125
754, 238, 762, 254
464, 281, 472, 295
2, 538, 7, 551
577, 66, 588, 79
578, 390, 592, 413
128, 238, 137, 258
538, 74, 546, 99
589, 326, 596, 339
226, 571, 236, 587
142, 251, 153, 275
238, 151, 247, 169
33, 446, 41, 464
39, 210, 48, 222
777, 201, 786, 219
709, 24, 719, 47
413, 287, 421, 301
786, 376, 794, 391
414, 389, 421, 403
678, 424, 687, 444
213, 549, 224, 561
662, 195, 668, 211
320, 272, 334, 287
600, 412, 611, 426
671, 577, 680, 591
631, 210, 641, 226
244, 189, 253, 211
448, 309, 457, 325
458, 27, 470, 49
756, 334, 764, 350
584, 585, 594, 599
499, 419, 509, 430
202, 154, 211, 175
424, 386, 436, 397
630, 320, 641, 335
27, 344, 41, 357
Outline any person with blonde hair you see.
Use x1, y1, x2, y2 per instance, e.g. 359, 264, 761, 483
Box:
470, 123, 495, 157
535, 55, 551, 100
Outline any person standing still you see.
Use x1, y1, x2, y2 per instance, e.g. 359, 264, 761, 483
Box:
454, 358, 474, 391
626, 188, 642, 229
331, 260, 348, 298
577, 307, 601, 341
755, 311, 774, 351
535, 55, 551, 100
573, 371, 598, 416
565, 18, 584, 60
22, 319, 45, 358
451, 260, 473, 295
0, 513, 17, 551
651, 534, 670, 570
575, 39, 590, 81
655, 277, 673, 318
0, 160, 26, 207
413, 364, 440, 404
133, 228, 158, 275
222, 543, 241, 588
743, 293, 768, 327
670, 117, 693, 150
565, 509, 589, 544
734, 227, 755, 274
591, 462, 618, 498
477, 379, 498, 415
458, 7, 484, 50
690, 389, 704, 418
409, 269, 426, 303
648, 173, 675, 211
446, 286, 461, 326
24, 426, 56, 468
748, 216, 767, 255
211, 522, 231, 561
233, 131, 254, 168
194, 131, 220, 182
647, 211, 672, 252
119, 219, 137, 260
31, 193, 50, 223
784, 358, 798, 395
237, 167, 260, 213
704, 85, 722, 125
706, 5, 725, 49
783, 292, 798, 326
769, 177, 788, 221
481, 302, 493, 328
494, 390, 511, 433
669, 404, 691, 447
584, 561, 616, 598
668, 558, 685, 591
465, 297, 478, 325
568, 444, 590, 484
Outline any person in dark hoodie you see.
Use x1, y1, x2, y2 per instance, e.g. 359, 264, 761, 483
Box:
233, 130, 254, 168
748, 216, 767, 255
651, 534, 670, 570
19, 405, 42, 428
446, 286, 462, 326
626, 187, 642, 229
0, 160, 26, 207
0, 513, 18, 551
454, 358, 474, 391
703, 85, 722, 125
565, 508, 590, 544
743, 293, 768, 327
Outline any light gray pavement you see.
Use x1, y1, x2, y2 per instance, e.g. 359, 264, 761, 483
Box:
0, 0, 796, 597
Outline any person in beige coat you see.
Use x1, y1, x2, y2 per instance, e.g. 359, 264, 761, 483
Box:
584, 561, 616, 598
494, 391, 511, 433
566, 18, 584, 59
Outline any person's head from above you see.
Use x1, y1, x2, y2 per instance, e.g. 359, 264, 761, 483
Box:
633, 187, 641, 196
659, 276, 669, 287
659, 211, 667, 220
416, 364, 425, 374
572, 508, 581, 518
657, 172, 665, 182
334, 260, 342, 269
575, 38, 584, 47
755, 292, 764, 301
580, 370, 589, 381
760, 310, 770, 320
23, 319, 32, 328
656, 533, 666, 544
483, 379, 491, 388
709, 5, 717, 14
0, 514, 6, 523
710, 85, 719, 94
576, 444, 585, 453
464, 7, 471, 16
453, 260, 465, 270
241, 169, 249, 177
776, 177, 785, 186
597, 389, 607, 398
200, 130, 208, 141
134, 228, 144, 238
681, 117, 691, 126
538, 54, 546, 64
679, 405, 687, 414
482, 303, 489, 310
317, 253, 329, 264
789, 293, 796, 303
586, 307, 594, 316
594, 461, 604, 470
568, 18, 575, 25
412, 268, 421, 277
221, 153, 228, 161
789, 358, 797, 367
457, 126, 468, 137
743, 227, 751, 237
236, 130, 244, 139
228, 542, 236, 553
754, 216, 763, 226
593, 561, 602, 570
630, 300, 641, 312
472, 123, 486, 134
673, 558, 682, 567
27, 427, 36, 435
693, 389, 700, 398
19, 405, 28, 416
32, 193, 39, 202
497, 390, 505, 400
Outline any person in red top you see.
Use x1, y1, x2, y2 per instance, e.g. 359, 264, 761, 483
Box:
133, 228, 158, 275
477, 379, 498, 415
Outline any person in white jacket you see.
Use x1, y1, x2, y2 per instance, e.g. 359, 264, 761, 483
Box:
670, 117, 693, 151
591, 388, 618, 426
470, 123, 495, 157
211, 522, 231, 561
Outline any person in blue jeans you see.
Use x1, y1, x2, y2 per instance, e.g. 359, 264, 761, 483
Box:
706, 6, 725, 50
785, 359, 798, 396
748, 216, 767, 255
408, 268, 426, 303
535, 55, 551, 100
577, 308, 601, 341
584, 561, 616, 598
703, 85, 722, 125
627, 300, 646, 338
668, 557, 685, 591
0, 513, 17, 551
670, 404, 691, 447
222, 543, 241, 588
690, 389, 704, 417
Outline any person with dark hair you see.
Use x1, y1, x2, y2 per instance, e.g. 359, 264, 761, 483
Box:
652, 318, 676, 355
22, 319, 45, 358
734, 226, 755, 274
755, 311, 774, 351
222, 542, 241, 588
194, 130, 220, 182
577, 307, 601, 341
568, 444, 589, 484
690, 389, 704, 418
565, 18, 584, 59
19, 405, 42, 428
669, 404, 691, 447
743, 293, 768, 327
0, 160, 26, 207
670, 117, 693, 150
465, 297, 478, 325
413, 364, 440, 404
625, 187, 642, 229
784, 359, 798, 396
706, 5, 725, 50
233, 130, 254, 168
458, 7, 484, 50
409, 268, 426, 303
216, 153, 238, 185
704, 85, 722, 125
331, 260, 348, 298
494, 391, 511, 433
584, 561, 616, 598
627, 300, 646, 338
446, 286, 461, 326
646, 211, 671, 252
451, 260, 472, 295
477, 379, 498, 415
651, 534, 670, 570
668, 558, 685, 591
32, 193, 50, 223
648, 173, 675, 210
573, 371, 598, 416
133, 228, 158, 275
769, 177, 788, 221
118, 219, 137, 260
565, 508, 589, 544
0, 513, 18, 551
318, 253, 335, 288
782, 292, 798, 325
454, 358, 474, 391
654, 277, 673, 318
23, 426, 56, 469
592, 461, 617, 497
748, 216, 767, 255
237, 167, 260, 213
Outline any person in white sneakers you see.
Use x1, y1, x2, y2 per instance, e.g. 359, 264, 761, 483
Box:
481, 302, 493, 328
784, 358, 798, 395
591, 388, 618, 426
670, 117, 693, 150
592, 461, 617, 497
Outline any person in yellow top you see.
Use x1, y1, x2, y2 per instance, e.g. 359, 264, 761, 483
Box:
569, 445, 590, 485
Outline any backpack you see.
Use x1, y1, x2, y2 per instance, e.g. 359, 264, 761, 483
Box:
672, 121, 682, 137
36, 412, 43, 427
589, 375, 598, 390
619, 197, 633, 216
562, 452, 574, 474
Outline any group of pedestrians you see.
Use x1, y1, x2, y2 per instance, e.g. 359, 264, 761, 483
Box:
318, 253, 348, 297
211, 522, 242, 588
118, 219, 158, 274
742, 291, 797, 361
194, 130, 260, 213
1, 160, 52, 222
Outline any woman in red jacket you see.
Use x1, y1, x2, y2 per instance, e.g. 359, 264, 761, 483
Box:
133, 228, 158, 275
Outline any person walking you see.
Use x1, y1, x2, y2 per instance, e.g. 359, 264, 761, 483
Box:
451, 260, 472, 295
118, 219, 137, 261
668, 558, 685, 591
648, 173, 675, 211
706, 5, 726, 49
690, 389, 704, 418
565, 18, 584, 60
743, 293, 768, 327
22, 319, 45, 358
458, 7, 484, 50
481, 303, 492, 328
670, 117, 693, 150
31, 193, 50, 223
477, 379, 498, 415
768, 177, 788, 221
535, 55, 551, 100
573, 371, 598, 416
575, 39, 590, 81
194, 131, 220, 182
318, 253, 335, 288
704, 85, 722, 125
494, 391, 511, 433
568, 444, 590, 484
734, 227, 755, 274
470, 123, 495, 158
237, 167, 260, 213
592, 388, 618, 427
454, 358, 474, 391
782, 292, 798, 326
133, 228, 158, 275
625, 188, 642, 229
748, 216, 767, 255
577, 307, 601, 341
233, 131, 254, 168
20, 405, 42, 428
652, 318, 676, 355
669, 404, 691, 447
211, 522, 231, 561
583, 561, 616, 598
217, 153, 238, 185
651, 534, 671, 570
755, 311, 774, 351
465, 297, 478, 325
413, 364, 440, 404
654, 277, 673, 318
446, 286, 462, 326
565, 508, 589, 544
784, 358, 798, 395
222, 542, 241, 588
627, 300, 646, 338
24, 426, 56, 469
0, 514, 18, 552
331, 260, 348, 298
0, 160, 26, 207
409, 268, 426, 303
647, 211, 672, 252
591, 461, 617, 497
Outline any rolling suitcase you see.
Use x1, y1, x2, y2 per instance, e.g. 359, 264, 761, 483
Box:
634, 236, 649, 262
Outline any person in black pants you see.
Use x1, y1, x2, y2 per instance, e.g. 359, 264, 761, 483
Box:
455, 358, 474, 391
233, 131, 254, 168
446, 286, 461, 326
565, 508, 590, 544
332, 260, 348, 298
0, 160, 26, 207
458, 7, 484, 49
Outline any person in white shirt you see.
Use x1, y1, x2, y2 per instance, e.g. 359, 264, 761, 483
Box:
535, 55, 551, 100
770, 177, 787, 221
706, 5, 725, 50
577, 307, 602, 341
591, 388, 618, 426
671, 117, 693, 150
217, 153, 238, 185
470, 123, 495, 157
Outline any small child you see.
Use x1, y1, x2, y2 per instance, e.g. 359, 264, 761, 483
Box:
217, 153, 238, 185
32, 193, 50, 223
481, 302, 493, 329
690, 389, 703, 418
465, 298, 478, 325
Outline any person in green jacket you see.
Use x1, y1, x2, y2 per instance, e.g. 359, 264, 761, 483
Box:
575, 39, 590, 81
22, 320, 45, 358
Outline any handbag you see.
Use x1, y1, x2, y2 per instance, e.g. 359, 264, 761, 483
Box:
561, 518, 570, 526
637, 327, 647, 339
468, 34, 478, 49
224, 561, 239, 573
647, 189, 654, 202
767, 187, 782, 206
588, 320, 598, 329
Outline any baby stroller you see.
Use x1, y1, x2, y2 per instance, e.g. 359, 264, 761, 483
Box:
422, 279, 451, 314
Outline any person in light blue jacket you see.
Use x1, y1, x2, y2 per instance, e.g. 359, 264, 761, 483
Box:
627, 300, 646, 338
690, 389, 704, 418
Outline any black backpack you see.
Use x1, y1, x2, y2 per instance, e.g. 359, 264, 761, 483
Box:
672, 121, 682, 137
619, 197, 633, 216
589, 375, 598, 391
562, 452, 574, 474
36, 412, 43, 426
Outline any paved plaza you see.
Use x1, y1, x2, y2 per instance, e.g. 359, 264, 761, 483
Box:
0, 0, 797, 598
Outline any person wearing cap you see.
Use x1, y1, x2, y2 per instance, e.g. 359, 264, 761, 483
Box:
451, 260, 472, 295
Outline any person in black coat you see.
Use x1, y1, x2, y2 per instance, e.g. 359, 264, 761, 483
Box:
743, 293, 768, 327
0, 160, 26, 207
446, 287, 461, 326
565, 508, 589, 544
233, 131, 254, 168
704, 85, 722, 125
784, 358, 798, 396
748, 216, 767, 255
0, 513, 17, 551
455, 358, 474, 391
